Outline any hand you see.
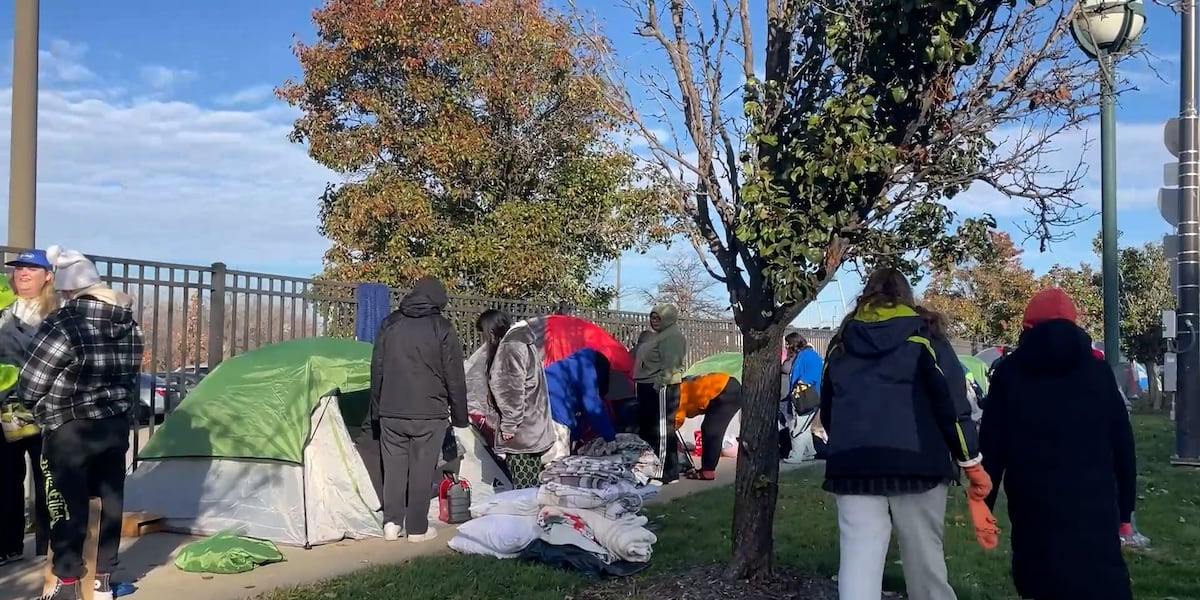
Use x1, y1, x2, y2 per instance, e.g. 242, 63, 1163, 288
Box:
967, 496, 1000, 550
501, 432, 515, 441
962, 463, 993, 501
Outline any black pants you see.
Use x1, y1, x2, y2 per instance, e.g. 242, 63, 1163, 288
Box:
380, 418, 445, 535
42, 415, 129, 579
0, 433, 49, 556
636, 383, 680, 482
700, 383, 742, 472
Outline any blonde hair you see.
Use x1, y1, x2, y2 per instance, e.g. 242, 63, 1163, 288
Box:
36, 274, 58, 318
8, 270, 59, 319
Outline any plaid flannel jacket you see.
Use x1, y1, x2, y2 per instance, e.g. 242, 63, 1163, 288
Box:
17, 297, 144, 432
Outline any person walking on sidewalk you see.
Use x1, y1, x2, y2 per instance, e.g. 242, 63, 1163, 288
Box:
370, 276, 469, 544
820, 267, 995, 600
0, 249, 57, 566
633, 304, 687, 483
18, 246, 143, 600
980, 288, 1136, 600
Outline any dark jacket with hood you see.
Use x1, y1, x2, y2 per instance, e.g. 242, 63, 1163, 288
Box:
370, 277, 469, 427
819, 304, 979, 491
980, 319, 1135, 600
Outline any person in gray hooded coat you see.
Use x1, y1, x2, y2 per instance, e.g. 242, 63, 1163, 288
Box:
489, 320, 554, 488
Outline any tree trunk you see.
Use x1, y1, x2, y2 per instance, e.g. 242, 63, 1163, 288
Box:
726, 321, 787, 580
1145, 360, 1162, 411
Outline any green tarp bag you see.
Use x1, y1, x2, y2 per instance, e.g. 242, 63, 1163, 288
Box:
174, 531, 285, 574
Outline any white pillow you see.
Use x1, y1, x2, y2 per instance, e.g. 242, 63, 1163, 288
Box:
469, 486, 540, 518
448, 514, 540, 558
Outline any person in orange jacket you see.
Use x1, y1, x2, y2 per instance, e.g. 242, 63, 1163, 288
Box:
676, 372, 741, 480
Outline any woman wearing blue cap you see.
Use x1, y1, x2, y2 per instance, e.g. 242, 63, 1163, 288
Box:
0, 248, 56, 567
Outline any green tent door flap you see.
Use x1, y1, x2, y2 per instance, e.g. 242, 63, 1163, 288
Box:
139, 337, 374, 464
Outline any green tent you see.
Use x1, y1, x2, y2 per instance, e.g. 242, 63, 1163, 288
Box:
126, 337, 383, 547
958, 354, 990, 395
139, 336, 373, 463
684, 351, 743, 381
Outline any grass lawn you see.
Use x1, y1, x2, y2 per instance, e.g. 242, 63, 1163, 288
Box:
262, 415, 1200, 600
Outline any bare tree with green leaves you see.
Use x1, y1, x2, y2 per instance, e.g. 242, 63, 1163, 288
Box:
579, 0, 1134, 579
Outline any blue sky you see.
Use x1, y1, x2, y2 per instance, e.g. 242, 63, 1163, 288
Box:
0, 0, 1184, 325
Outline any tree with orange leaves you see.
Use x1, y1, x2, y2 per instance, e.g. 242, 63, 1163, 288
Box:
279, 0, 678, 306
923, 231, 1040, 346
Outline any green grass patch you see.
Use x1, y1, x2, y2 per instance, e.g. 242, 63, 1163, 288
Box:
262, 415, 1200, 600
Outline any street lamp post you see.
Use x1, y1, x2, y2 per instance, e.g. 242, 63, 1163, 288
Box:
1070, 0, 1147, 370
1070, 0, 1151, 546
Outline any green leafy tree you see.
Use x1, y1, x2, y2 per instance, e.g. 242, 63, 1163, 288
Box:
596, 0, 1122, 578
280, 0, 679, 305
922, 231, 1040, 345
1118, 242, 1174, 408
1041, 263, 1103, 338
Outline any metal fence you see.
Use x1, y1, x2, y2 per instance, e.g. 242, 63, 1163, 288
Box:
2, 245, 988, 373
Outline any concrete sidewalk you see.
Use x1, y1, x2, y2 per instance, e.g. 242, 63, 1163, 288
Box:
0, 459, 818, 600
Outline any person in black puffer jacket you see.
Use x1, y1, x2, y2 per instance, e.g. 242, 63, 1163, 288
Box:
981, 287, 1135, 600
370, 276, 469, 544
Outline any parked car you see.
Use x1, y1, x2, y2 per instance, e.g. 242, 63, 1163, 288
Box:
162, 371, 203, 397
173, 364, 210, 377
135, 373, 177, 421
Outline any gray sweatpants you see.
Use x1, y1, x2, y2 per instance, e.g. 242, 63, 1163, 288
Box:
834, 484, 957, 600
379, 418, 445, 536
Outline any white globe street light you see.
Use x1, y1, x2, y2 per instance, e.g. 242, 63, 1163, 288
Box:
1069, 0, 1147, 374
1070, 0, 1147, 59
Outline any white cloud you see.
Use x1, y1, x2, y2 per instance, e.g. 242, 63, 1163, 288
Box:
38, 39, 93, 83
214, 84, 277, 107
139, 65, 197, 90
0, 40, 339, 271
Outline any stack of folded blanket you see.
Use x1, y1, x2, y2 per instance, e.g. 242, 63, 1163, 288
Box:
448, 445, 659, 576
577, 433, 661, 484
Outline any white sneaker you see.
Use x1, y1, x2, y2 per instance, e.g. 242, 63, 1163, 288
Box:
383, 522, 404, 541
407, 528, 438, 543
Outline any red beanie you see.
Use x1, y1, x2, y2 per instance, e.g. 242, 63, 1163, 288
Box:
1022, 288, 1078, 329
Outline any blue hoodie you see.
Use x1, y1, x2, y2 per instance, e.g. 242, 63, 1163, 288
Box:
789, 346, 824, 395
544, 348, 617, 442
